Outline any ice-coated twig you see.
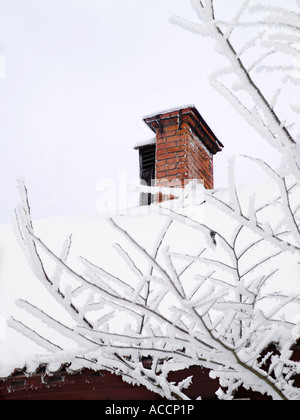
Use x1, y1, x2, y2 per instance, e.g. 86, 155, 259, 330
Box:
11, 179, 300, 399
9, 0, 300, 400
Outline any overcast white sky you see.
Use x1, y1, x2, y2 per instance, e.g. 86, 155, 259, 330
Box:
0, 0, 289, 223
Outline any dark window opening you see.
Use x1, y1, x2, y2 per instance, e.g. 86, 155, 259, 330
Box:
139, 144, 156, 206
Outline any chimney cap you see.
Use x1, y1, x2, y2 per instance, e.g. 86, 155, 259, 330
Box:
143, 105, 224, 155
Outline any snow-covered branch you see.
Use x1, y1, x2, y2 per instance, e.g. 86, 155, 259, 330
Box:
11, 179, 300, 400
171, 0, 300, 176
8, 1, 300, 400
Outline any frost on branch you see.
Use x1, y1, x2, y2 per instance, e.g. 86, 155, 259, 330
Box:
170, 0, 300, 256
9, 0, 300, 400
171, 0, 300, 175
11, 178, 300, 400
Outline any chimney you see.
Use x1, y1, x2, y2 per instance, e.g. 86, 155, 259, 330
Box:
135, 105, 223, 204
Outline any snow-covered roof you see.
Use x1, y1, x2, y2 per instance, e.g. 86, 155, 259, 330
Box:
0, 181, 299, 378
133, 137, 156, 150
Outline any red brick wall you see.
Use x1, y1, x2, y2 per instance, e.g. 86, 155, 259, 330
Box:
144, 106, 222, 193
156, 124, 190, 188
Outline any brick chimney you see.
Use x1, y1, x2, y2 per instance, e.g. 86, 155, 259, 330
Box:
135, 105, 223, 203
